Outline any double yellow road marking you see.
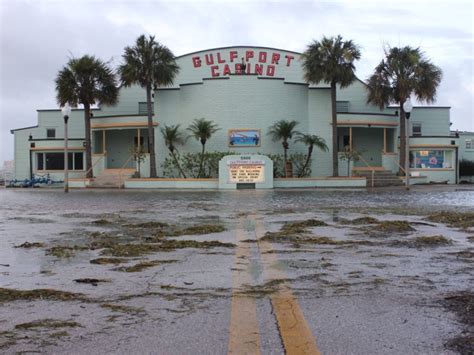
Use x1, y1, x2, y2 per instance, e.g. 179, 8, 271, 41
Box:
228, 214, 320, 355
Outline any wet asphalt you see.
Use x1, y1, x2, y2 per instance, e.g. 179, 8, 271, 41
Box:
0, 186, 473, 354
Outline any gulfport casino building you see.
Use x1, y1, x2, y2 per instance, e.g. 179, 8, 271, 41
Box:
10, 46, 474, 187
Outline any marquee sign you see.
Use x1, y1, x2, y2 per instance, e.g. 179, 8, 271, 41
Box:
191, 49, 295, 78
227, 156, 265, 183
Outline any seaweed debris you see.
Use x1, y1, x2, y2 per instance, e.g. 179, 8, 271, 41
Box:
14, 242, 45, 248
0, 288, 85, 303
90, 257, 129, 265
114, 260, 177, 272
15, 319, 81, 330
426, 211, 474, 230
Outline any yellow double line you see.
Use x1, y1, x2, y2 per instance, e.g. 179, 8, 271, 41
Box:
228, 214, 320, 355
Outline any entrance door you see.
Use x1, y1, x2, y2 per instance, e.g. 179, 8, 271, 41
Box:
106, 130, 135, 168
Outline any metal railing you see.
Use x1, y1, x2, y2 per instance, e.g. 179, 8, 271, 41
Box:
353, 154, 378, 188
382, 151, 407, 176
118, 154, 135, 189
85, 153, 106, 179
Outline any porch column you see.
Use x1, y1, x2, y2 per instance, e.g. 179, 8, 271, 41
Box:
137, 128, 141, 146
102, 130, 106, 154
349, 127, 353, 152
383, 128, 387, 153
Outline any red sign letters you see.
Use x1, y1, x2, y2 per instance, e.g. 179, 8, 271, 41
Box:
191, 50, 295, 78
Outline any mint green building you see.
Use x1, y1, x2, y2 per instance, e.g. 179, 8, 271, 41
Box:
11, 46, 467, 186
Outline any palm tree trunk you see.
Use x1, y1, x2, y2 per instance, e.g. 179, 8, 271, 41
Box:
331, 81, 338, 177
283, 141, 289, 177
84, 103, 93, 178
198, 143, 205, 178
399, 102, 406, 176
146, 84, 157, 178
171, 150, 187, 178
299, 145, 313, 178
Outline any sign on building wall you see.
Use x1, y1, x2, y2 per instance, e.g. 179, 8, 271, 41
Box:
191, 49, 295, 78
228, 129, 261, 147
228, 157, 265, 183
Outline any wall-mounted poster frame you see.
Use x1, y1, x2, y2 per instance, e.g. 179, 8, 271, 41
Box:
228, 129, 261, 147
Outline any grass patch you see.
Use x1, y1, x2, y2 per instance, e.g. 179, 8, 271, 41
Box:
0, 288, 85, 303
14, 242, 45, 248
114, 260, 177, 272
426, 211, 474, 230
100, 303, 145, 315
15, 319, 81, 330
123, 221, 169, 229
90, 257, 129, 265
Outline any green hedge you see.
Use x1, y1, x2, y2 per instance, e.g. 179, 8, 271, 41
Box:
162, 152, 311, 178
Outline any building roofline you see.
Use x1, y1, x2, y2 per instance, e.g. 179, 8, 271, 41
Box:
176, 45, 302, 59
387, 105, 451, 109
36, 108, 102, 112
10, 125, 39, 134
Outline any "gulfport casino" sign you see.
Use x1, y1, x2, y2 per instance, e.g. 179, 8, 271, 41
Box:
191, 49, 295, 77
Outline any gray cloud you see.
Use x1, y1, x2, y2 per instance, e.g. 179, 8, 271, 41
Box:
1, 0, 473, 162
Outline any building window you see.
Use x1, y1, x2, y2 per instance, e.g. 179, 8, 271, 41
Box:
466, 139, 472, 149
46, 129, 56, 138
138, 102, 154, 115
412, 123, 422, 137
336, 101, 349, 113
36, 152, 84, 170
409, 150, 453, 169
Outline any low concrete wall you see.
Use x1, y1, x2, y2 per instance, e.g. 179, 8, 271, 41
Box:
69, 179, 92, 188
274, 177, 366, 188
125, 178, 219, 189
409, 169, 456, 184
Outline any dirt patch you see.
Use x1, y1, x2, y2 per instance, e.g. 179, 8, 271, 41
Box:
442, 291, 474, 354
0, 288, 85, 303
15, 319, 81, 330
426, 211, 474, 230
114, 260, 178, 272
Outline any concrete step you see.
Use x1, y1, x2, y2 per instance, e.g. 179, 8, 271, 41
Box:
88, 169, 135, 188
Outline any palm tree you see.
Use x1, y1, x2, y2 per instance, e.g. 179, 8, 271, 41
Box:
268, 120, 300, 177
118, 34, 180, 178
295, 134, 328, 177
161, 124, 187, 178
302, 35, 361, 177
56, 55, 118, 178
366, 46, 442, 175
187, 118, 220, 178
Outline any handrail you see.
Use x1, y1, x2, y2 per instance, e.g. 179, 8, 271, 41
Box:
84, 152, 106, 178
118, 154, 135, 189
354, 153, 377, 188
382, 150, 407, 175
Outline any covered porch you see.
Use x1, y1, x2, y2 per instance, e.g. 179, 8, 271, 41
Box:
337, 121, 400, 175
91, 121, 155, 177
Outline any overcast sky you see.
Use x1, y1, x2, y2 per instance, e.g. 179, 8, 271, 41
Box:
1, 0, 473, 163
